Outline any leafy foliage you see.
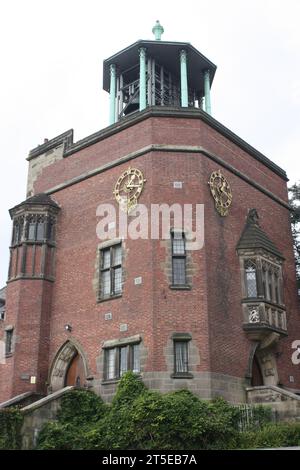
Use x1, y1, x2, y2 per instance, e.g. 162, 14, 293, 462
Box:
37, 389, 108, 450
37, 373, 298, 450
238, 422, 300, 449
0, 408, 23, 449
288, 182, 300, 288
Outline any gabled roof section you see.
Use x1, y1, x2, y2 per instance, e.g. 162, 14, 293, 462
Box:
237, 209, 284, 259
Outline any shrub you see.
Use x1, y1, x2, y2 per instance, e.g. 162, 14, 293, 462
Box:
37, 374, 299, 450
37, 389, 107, 450
238, 422, 300, 449
0, 408, 23, 450
57, 389, 107, 425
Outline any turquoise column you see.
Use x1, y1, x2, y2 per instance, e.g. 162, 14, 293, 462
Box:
180, 50, 188, 107
204, 69, 211, 115
139, 48, 147, 111
109, 64, 117, 125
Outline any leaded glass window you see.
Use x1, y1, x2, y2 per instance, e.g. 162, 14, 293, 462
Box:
104, 343, 140, 380
100, 244, 122, 299
172, 232, 186, 285
245, 260, 257, 298
174, 341, 189, 374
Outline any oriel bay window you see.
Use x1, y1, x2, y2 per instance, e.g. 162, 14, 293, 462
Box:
244, 258, 283, 305
100, 243, 122, 299
171, 231, 187, 286
104, 342, 140, 380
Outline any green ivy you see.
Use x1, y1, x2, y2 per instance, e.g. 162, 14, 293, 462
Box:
0, 408, 23, 450
37, 373, 299, 450
238, 422, 300, 449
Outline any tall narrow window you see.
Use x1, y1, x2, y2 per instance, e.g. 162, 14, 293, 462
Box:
106, 348, 116, 380
28, 221, 36, 241
268, 269, 273, 302
132, 344, 140, 374
245, 260, 257, 298
36, 221, 45, 241
12, 222, 22, 245
174, 340, 189, 374
5, 329, 13, 355
262, 268, 267, 298
100, 244, 122, 299
171, 232, 186, 286
120, 346, 128, 376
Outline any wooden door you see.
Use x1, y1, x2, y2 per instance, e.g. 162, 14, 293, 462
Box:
65, 352, 85, 387
251, 355, 264, 386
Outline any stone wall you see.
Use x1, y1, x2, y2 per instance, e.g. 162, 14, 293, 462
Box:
247, 385, 300, 422
21, 386, 74, 449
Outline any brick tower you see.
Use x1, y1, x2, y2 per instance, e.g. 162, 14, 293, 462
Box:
1, 23, 299, 405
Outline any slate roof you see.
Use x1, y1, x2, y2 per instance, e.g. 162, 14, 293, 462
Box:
9, 193, 60, 216
0, 287, 6, 302
20, 193, 60, 208
237, 209, 284, 259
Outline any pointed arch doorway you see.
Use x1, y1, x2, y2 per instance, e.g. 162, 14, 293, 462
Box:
65, 352, 86, 387
251, 354, 264, 386
49, 341, 88, 392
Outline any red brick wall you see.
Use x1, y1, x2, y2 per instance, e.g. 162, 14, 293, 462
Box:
1, 113, 299, 404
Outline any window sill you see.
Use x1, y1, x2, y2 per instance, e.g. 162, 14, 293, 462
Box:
102, 374, 141, 385
171, 373, 194, 379
98, 294, 122, 303
101, 379, 120, 385
169, 285, 191, 290
242, 298, 286, 309
5, 353, 13, 358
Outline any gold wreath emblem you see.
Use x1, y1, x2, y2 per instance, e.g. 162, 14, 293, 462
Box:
208, 170, 232, 216
113, 167, 146, 213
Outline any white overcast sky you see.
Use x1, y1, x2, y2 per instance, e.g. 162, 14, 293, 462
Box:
0, 0, 299, 287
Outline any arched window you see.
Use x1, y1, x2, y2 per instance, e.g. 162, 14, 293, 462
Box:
245, 260, 257, 298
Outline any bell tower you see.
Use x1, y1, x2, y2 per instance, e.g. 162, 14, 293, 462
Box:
103, 21, 216, 124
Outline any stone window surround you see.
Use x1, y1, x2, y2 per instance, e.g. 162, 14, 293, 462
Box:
240, 253, 284, 308
102, 334, 141, 384
171, 333, 194, 379
4, 325, 14, 357
97, 238, 124, 303
169, 228, 192, 290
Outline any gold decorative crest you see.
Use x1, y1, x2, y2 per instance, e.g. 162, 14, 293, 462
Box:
113, 167, 146, 213
208, 170, 232, 216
